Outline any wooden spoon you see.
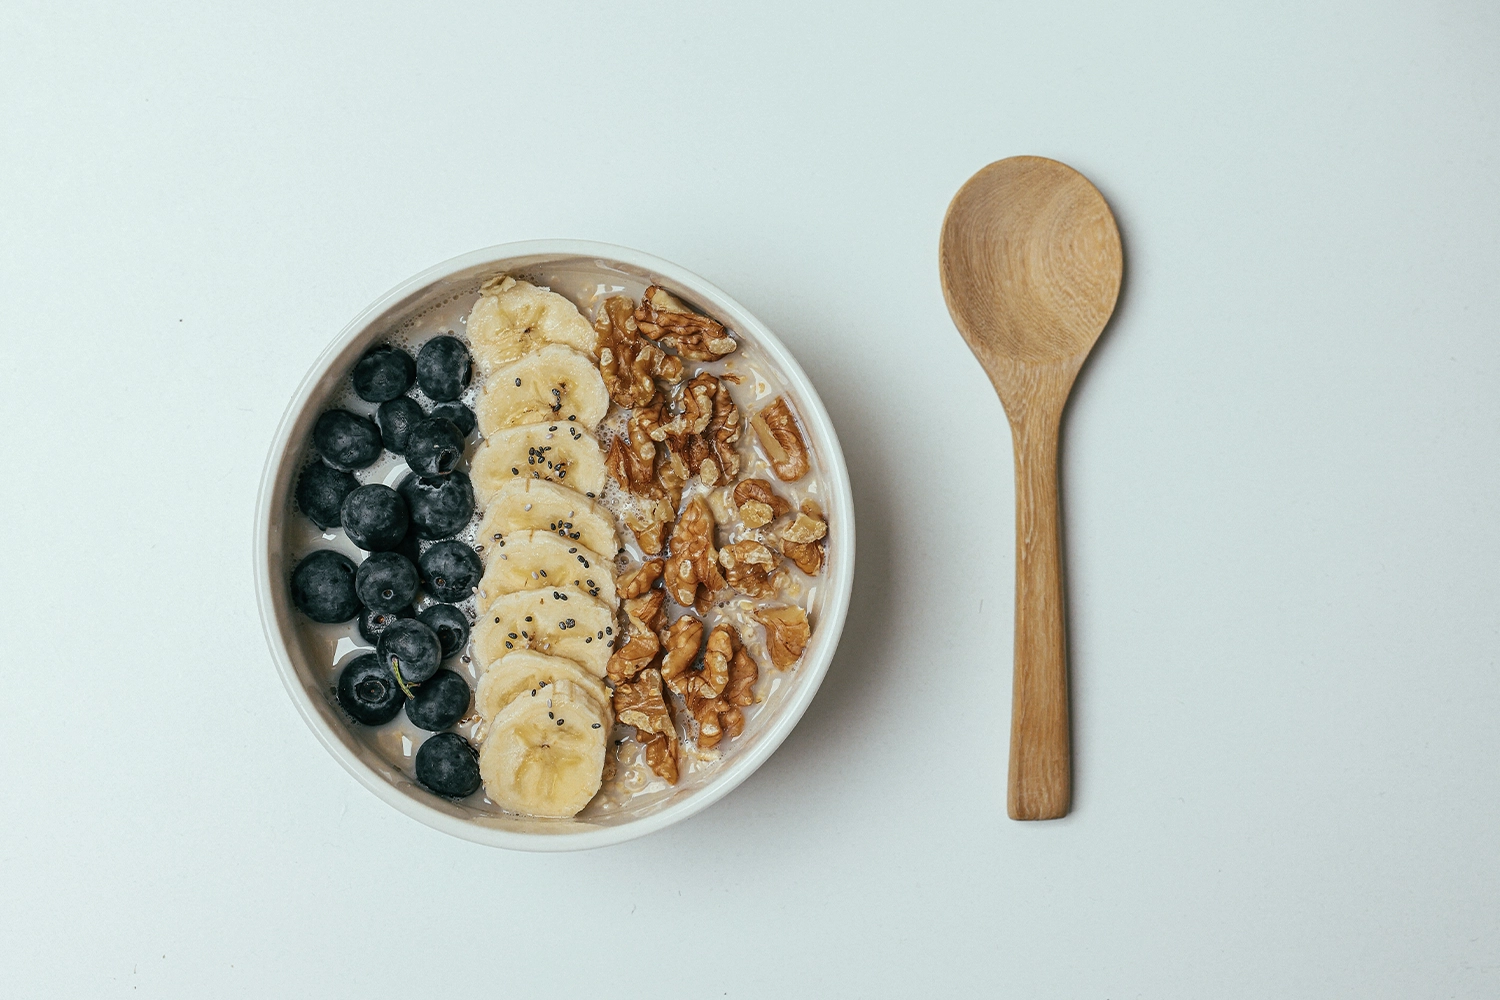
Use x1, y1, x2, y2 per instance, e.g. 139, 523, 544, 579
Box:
938, 156, 1122, 820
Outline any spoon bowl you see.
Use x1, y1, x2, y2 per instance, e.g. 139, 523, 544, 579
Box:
939, 156, 1122, 820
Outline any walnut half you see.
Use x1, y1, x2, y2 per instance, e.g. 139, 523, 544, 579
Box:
733, 478, 792, 529
719, 539, 779, 598
754, 605, 811, 669
751, 396, 810, 482
663, 496, 724, 612
678, 624, 753, 748
635, 285, 738, 361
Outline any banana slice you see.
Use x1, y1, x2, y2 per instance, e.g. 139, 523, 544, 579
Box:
480, 676, 610, 818
466, 276, 598, 376
476, 345, 609, 436
474, 649, 611, 721
470, 422, 608, 502
474, 479, 618, 563
476, 530, 617, 606
473, 587, 617, 677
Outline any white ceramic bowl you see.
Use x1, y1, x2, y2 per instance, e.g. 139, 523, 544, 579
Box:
254, 241, 854, 851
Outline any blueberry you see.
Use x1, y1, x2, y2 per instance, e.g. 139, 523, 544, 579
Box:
313, 410, 382, 471
340, 484, 409, 551
414, 732, 481, 798
376, 396, 426, 454
358, 604, 414, 645
377, 617, 442, 684
405, 417, 465, 477
416, 336, 472, 402
429, 401, 476, 437
354, 551, 419, 613
405, 669, 471, 732
397, 471, 474, 539
290, 550, 360, 623
295, 461, 357, 530
351, 344, 416, 402
419, 541, 482, 603
336, 653, 405, 725
417, 604, 470, 659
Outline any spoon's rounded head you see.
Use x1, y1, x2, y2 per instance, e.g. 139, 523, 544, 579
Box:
940, 156, 1122, 368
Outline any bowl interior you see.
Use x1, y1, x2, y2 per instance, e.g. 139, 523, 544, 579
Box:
258, 245, 854, 849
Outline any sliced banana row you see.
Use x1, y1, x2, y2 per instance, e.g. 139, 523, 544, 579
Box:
463, 277, 619, 819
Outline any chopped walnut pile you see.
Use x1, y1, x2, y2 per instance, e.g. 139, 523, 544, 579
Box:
595, 295, 684, 408
719, 538, 779, 598
613, 667, 678, 784
662, 496, 724, 613
755, 605, 811, 669
586, 284, 825, 789
635, 285, 737, 361
751, 396, 810, 482
733, 478, 792, 529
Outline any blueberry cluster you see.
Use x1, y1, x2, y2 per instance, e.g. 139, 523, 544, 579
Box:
289, 337, 484, 800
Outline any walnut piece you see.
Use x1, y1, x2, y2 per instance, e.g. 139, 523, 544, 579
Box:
755, 605, 811, 669
719, 539, 779, 598
733, 478, 792, 528
726, 643, 758, 707
635, 285, 738, 361
614, 666, 672, 735
595, 295, 681, 408
606, 590, 667, 682
781, 538, 824, 575
613, 667, 678, 784
618, 558, 664, 599
663, 496, 724, 609
638, 731, 678, 785
659, 614, 704, 691
623, 496, 674, 555
751, 396, 810, 482
605, 405, 661, 497
782, 513, 827, 544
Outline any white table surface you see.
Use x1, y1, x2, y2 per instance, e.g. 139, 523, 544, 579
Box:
4, 2, 1498, 996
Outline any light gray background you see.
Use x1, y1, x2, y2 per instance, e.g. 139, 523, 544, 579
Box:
3, 1, 1497, 996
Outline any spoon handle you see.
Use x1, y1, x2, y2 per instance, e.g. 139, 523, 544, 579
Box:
1008, 413, 1071, 820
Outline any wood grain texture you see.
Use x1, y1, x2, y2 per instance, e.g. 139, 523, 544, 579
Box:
938, 156, 1122, 821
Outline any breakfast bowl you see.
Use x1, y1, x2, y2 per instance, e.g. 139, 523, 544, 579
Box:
254, 240, 854, 851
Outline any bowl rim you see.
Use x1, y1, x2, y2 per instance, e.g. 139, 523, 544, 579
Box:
253, 240, 856, 851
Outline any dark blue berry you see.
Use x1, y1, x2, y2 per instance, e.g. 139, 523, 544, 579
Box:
397, 471, 474, 540
405, 669, 471, 732
419, 541, 482, 602
352, 345, 416, 402
313, 410, 382, 471
414, 732, 480, 798
416, 336, 471, 402
378, 617, 442, 684
376, 396, 426, 454
358, 604, 414, 645
336, 653, 405, 725
295, 461, 357, 530
290, 550, 360, 623
430, 401, 476, 437
355, 551, 419, 613
417, 604, 470, 659
340, 484, 408, 551
405, 417, 465, 477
